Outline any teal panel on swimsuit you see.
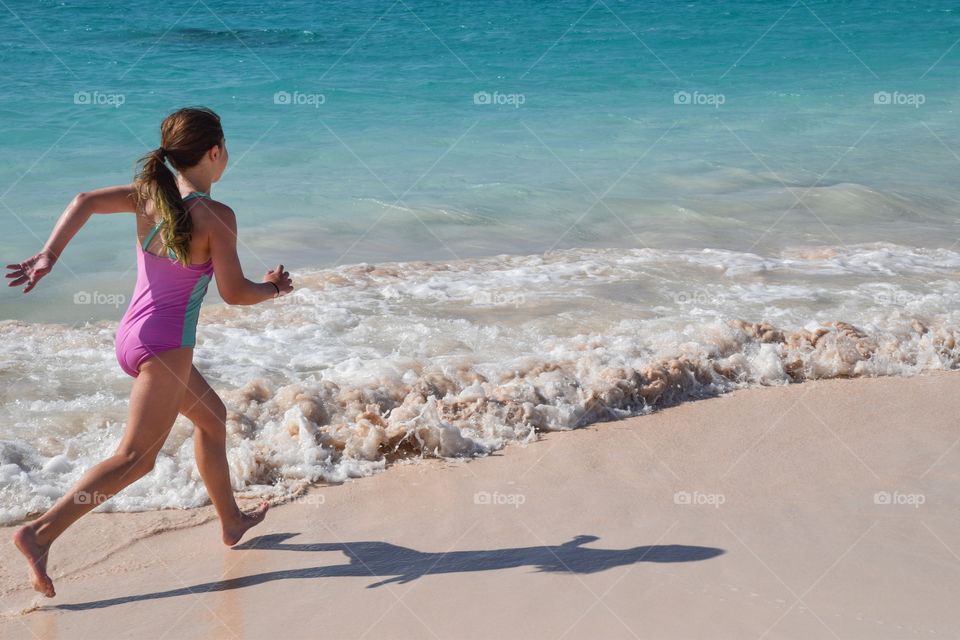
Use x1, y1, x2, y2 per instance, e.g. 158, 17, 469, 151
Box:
180, 273, 211, 348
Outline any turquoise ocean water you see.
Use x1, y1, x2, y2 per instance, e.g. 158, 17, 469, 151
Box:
1, 0, 958, 319
2, 1, 960, 520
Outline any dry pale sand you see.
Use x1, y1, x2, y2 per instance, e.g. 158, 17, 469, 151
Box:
1, 373, 959, 639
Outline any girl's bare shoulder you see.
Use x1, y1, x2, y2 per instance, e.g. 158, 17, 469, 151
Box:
189, 198, 237, 235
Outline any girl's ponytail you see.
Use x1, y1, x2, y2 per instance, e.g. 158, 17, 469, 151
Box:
134, 147, 191, 265
133, 107, 224, 266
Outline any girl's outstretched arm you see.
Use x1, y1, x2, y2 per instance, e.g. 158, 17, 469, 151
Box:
5, 185, 137, 293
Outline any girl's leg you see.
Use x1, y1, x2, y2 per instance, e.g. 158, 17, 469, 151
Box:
179, 365, 267, 546
13, 348, 194, 598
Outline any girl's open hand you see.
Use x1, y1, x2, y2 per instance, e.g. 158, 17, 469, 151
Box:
6, 250, 57, 293
263, 264, 294, 297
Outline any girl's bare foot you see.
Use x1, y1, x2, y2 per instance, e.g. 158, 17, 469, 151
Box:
222, 502, 269, 546
13, 526, 55, 598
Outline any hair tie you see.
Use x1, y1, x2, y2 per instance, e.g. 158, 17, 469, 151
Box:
157, 146, 167, 159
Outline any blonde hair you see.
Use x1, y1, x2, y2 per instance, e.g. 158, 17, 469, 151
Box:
133, 107, 223, 264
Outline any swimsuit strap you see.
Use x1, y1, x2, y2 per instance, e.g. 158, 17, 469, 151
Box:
142, 222, 162, 251
141, 192, 209, 254
141, 223, 177, 259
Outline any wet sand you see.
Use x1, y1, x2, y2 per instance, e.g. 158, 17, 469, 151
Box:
2, 373, 959, 639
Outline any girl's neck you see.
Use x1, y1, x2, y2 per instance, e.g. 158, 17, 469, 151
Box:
177, 173, 212, 197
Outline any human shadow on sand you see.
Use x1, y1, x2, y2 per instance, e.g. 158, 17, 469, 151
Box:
55, 533, 724, 611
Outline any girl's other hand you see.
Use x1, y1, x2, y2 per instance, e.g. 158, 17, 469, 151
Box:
263, 264, 293, 297
6, 249, 57, 293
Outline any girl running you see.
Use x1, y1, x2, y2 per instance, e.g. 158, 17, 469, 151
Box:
5, 107, 293, 598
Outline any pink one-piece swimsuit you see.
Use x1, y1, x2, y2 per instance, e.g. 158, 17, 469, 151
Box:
115, 192, 214, 378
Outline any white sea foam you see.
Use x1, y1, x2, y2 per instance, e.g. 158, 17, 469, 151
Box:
2, 242, 959, 524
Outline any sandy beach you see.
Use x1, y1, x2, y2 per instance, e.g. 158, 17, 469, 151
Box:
5, 2, 960, 638
1, 372, 958, 639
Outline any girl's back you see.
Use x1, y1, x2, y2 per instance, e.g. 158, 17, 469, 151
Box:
116, 191, 216, 378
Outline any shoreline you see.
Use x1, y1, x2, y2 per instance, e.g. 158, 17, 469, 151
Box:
2, 372, 959, 638
5, 239, 960, 526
